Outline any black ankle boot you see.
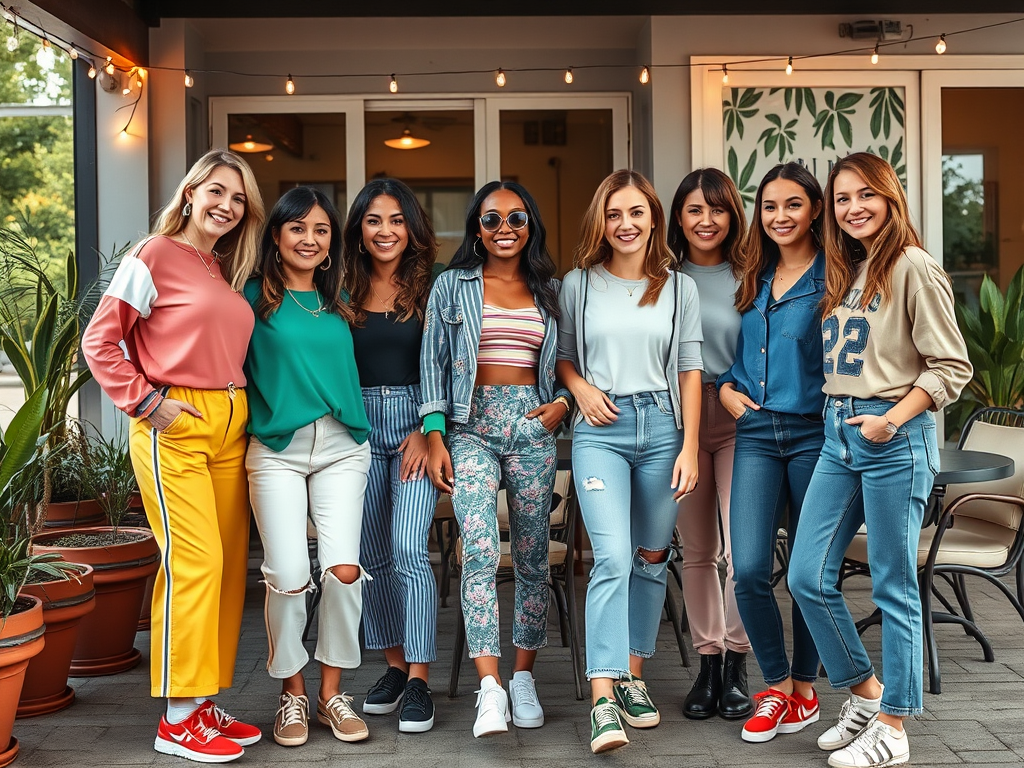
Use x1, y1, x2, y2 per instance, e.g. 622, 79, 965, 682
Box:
719, 650, 753, 720
682, 653, 722, 720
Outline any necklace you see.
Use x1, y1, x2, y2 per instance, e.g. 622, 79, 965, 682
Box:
181, 231, 218, 279
774, 257, 815, 284
370, 280, 399, 319
286, 287, 325, 318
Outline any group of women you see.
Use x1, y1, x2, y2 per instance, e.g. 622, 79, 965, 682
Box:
82, 145, 971, 768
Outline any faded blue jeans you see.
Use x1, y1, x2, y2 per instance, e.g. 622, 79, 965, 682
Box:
790, 397, 938, 716
573, 391, 683, 679
730, 406, 824, 685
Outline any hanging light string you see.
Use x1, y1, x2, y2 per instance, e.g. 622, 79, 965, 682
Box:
1, 2, 1021, 94
116, 71, 144, 137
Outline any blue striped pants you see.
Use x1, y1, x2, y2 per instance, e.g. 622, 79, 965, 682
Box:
360, 385, 439, 664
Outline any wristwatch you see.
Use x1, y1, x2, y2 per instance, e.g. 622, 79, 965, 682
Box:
884, 418, 899, 436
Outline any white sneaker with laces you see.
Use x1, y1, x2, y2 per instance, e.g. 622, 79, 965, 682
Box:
472, 675, 511, 738
827, 715, 909, 768
509, 671, 544, 728
818, 687, 883, 751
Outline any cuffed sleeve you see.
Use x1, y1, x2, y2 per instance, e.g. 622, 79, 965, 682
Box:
908, 282, 973, 410
418, 274, 453, 420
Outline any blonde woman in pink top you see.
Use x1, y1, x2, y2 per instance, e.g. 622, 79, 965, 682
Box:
83, 149, 266, 764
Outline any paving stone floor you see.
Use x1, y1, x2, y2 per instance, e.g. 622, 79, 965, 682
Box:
13, 565, 1024, 767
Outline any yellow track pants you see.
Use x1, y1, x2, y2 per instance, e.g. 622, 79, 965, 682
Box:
130, 386, 250, 698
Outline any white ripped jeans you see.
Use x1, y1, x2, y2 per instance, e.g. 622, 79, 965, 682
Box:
246, 416, 371, 678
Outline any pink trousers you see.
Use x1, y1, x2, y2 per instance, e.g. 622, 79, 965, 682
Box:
676, 384, 751, 655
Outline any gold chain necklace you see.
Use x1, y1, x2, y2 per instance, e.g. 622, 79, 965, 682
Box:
774, 257, 815, 284
286, 287, 324, 318
370, 280, 399, 319
181, 231, 218, 279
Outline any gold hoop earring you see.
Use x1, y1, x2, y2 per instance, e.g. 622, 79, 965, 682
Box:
358, 241, 367, 255
182, 201, 192, 217
320, 254, 332, 271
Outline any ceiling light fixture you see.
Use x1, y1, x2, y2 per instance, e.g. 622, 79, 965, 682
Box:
229, 134, 274, 153
384, 128, 431, 150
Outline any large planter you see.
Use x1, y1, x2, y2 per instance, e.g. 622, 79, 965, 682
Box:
31, 528, 159, 677
17, 566, 96, 717
0, 596, 45, 767
137, 573, 155, 632
42, 499, 106, 530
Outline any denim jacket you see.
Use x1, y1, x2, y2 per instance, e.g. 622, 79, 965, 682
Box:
419, 264, 570, 425
718, 251, 826, 416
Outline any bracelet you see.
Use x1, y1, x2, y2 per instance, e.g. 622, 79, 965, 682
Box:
553, 395, 570, 411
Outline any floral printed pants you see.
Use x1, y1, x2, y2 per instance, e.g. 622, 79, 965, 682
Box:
448, 385, 557, 658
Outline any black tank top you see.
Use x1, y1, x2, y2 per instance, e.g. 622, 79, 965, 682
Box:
350, 311, 422, 387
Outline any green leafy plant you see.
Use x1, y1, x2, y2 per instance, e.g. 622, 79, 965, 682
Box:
727, 147, 758, 207
868, 87, 905, 142
81, 430, 138, 534
769, 86, 817, 118
948, 265, 1024, 434
0, 388, 78, 617
812, 91, 863, 150
723, 88, 763, 140
757, 113, 798, 162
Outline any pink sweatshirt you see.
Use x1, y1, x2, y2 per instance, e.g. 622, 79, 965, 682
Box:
82, 236, 255, 416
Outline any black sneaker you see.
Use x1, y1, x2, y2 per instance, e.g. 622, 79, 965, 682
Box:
363, 667, 408, 715
398, 678, 434, 733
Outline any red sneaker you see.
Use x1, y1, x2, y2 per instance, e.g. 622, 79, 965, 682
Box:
778, 689, 820, 734
154, 710, 244, 763
198, 700, 263, 746
741, 689, 791, 743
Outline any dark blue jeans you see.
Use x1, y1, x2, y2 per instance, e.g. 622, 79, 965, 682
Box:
730, 407, 824, 685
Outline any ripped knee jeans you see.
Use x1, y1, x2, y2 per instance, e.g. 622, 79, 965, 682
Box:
246, 416, 372, 678
572, 391, 683, 679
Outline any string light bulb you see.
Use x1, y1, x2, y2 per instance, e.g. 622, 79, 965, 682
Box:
68, 45, 78, 60
122, 84, 131, 96
104, 57, 114, 75
935, 34, 947, 54
389, 74, 398, 93
87, 64, 96, 78
564, 67, 574, 84
5, 20, 17, 53
285, 74, 295, 95
639, 65, 650, 85
184, 70, 194, 88
785, 56, 793, 75
495, 68, 506, 87
871, 44, 879, 64
722, 65, 729, 84
41, 37, 50, 49
119, 129, 128, 139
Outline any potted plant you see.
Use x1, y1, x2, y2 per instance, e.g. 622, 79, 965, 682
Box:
38, 422, 105, 530
0, 389, 77, 763
30, 431, 158, 677
949, 265, 1024, 436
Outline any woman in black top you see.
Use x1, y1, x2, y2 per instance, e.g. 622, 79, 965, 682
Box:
344, 179, 440, 733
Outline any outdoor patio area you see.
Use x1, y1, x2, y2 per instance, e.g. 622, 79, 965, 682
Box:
11, 564, 1024, 767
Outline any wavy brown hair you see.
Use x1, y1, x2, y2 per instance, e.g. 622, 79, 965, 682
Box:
822, 152, 925, 316
151, 149, 265, 291
253, 186, 351, 321
343, 178, 437, 326
667, 167, 746, 278
574, 169, 672, 306
735, 162, 823, 312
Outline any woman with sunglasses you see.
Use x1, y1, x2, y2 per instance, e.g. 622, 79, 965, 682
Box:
421, 181, 570, 739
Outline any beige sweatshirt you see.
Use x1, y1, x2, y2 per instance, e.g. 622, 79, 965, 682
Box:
822, 245, 972, 410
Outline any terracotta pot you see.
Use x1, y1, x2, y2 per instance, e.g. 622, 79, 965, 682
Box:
31, 528, 159, 677
137, 573, 155, 631
17, 566, 96, 717
43, 499, 106, 530
0, 596, 45, 767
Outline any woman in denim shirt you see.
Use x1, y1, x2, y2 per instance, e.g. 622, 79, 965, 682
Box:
421, 181, 571, 739
717, 163, 827, 745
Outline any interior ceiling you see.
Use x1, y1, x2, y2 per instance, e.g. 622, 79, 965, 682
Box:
140, 0, 1024, 19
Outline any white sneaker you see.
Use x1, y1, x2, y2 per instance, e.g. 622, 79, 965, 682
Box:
472, 676, 510, 737
818, 688, 883, 751
509, 671, 544, 728
827, 715, 909, 768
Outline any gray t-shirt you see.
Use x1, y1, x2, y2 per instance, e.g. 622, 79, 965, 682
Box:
557, 264, 703, 396
680, 260, 741, 384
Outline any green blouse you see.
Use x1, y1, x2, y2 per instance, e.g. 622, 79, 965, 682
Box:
243, 280, 370, 451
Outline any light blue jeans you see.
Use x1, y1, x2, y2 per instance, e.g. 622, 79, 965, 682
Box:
573, 391, 683, 679
790, 397, 938, 716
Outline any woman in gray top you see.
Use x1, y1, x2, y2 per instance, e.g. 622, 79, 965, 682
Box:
667, 168, 753, 722
556, 169, 703, 754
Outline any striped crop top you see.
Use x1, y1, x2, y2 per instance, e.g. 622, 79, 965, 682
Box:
478, 303, 544, 368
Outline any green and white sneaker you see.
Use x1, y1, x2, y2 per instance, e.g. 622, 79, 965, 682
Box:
613, 676, 660, 728
590, 697, 629, 754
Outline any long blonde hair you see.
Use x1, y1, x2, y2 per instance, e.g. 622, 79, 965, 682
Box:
574, 169, 672, 306
821, 152, 924, 317
151, 149, 265, 291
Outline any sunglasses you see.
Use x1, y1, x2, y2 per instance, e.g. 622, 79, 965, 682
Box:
479, 211, 529, 232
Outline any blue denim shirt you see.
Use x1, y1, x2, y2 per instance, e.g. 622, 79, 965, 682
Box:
419, 264, 569, 425
718, 251, 826, 416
